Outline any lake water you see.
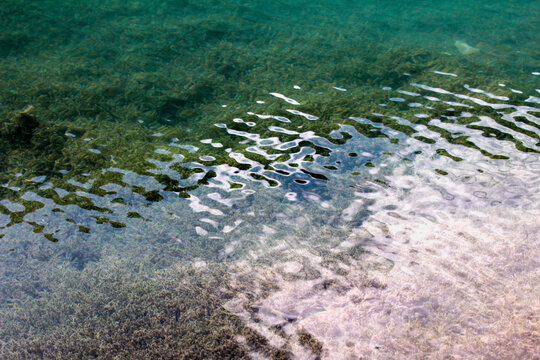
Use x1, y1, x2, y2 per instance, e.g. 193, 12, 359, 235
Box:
0, 0, 539, 358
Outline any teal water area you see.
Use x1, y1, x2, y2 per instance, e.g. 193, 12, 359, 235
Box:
0, 0, 539, 358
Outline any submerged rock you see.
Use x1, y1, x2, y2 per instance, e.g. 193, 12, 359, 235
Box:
2, 106, 40, 144
454, 40, 480, 55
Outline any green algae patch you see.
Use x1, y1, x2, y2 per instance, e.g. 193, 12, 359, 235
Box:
435, 169, 449, 175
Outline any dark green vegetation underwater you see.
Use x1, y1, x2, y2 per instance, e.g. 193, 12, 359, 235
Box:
0, 0, 539, 358
1, 0, 538, 186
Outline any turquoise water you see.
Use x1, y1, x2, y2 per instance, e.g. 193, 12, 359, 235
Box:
0, 0, 539, 358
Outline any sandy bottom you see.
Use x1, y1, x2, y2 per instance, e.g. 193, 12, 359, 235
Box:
225, 150, 540, 359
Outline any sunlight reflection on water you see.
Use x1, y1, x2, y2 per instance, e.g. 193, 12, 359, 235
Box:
1, 74, 539, 358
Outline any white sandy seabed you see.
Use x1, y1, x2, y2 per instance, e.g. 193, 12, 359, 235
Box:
223, 116, 540, 359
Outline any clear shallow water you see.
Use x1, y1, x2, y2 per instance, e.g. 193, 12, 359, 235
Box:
0, 0, 539, 358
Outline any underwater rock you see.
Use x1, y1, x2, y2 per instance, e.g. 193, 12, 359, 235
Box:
3, 106, 40, 144
454, 40, 479, 55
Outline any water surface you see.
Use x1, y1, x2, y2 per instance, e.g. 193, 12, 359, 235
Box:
0, 0, 539, 358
